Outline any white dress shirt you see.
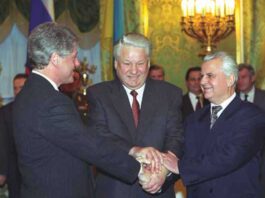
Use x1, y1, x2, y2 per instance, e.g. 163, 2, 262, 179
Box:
188, 92, 200, 111
211, 92, 236, 118
123, 84, 145, 109
240, 86, 255, 103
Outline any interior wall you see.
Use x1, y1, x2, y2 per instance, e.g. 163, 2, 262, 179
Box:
146, 0, 236, 92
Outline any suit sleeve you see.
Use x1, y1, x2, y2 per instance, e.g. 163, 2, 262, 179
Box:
179, 111, 265, 185
159, 87, 184, 192
163, 88, 184, 158
38, 96, 140, 184
0, 107, 8, 175
86, 88, 134, 151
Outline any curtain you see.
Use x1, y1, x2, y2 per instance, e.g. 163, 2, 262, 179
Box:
0, 25, 27, 102
99, 0, 143, 81
0, 0, 101, 101
99, 0, 114, 81
243, 0, 265, 88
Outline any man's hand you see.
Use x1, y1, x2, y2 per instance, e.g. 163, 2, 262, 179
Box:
139, 165, 168, 194
162, 151, 179, 174
129, 146, 163, 173
0, 175, 6, 187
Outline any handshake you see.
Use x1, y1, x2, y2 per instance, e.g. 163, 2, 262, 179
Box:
129, 146, 179, 194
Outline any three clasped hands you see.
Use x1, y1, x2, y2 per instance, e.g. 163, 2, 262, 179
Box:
129, 146, 179, 194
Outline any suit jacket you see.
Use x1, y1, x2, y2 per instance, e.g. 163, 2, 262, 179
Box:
181, 93, 209, 120
179, 96, 265, 198
254, 88, 265, 112
0, 102, 21, 197
87, 78, 184, 198
0, 105, 9, 176
13, 73, 140, 198
254, 88, 265, 198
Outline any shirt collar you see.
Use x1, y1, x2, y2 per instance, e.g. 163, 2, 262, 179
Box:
123, 84, 145, 96
188, 92, 197, 100
32, 70, 59, 91
211, 92, 236, 115
240, 86, 255, 102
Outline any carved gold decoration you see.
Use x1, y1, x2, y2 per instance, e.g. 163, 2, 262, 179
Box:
77, 57, 97, 96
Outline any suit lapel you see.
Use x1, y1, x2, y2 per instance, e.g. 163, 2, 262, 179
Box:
211, 96, 242, 131
198, 105, 211, 132
184, 94, 194, 113
136, 80, 157, 138
110, 80, 136, 139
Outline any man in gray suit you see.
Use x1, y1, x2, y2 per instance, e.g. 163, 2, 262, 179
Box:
237, 63, 265, 110
87, 33, 184, 198
237, 63, 265, 197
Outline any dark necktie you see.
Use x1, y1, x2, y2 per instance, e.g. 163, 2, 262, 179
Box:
195, 96, 202, 110
244, 94, 248, 102
210, 105, 222, 129
130, 90, 140, 127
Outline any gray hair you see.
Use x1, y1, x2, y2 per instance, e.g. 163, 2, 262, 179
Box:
28, 22, 78, 69
204, 51, 238, 85
113, 33, 152, 60
238, 63, 255, 76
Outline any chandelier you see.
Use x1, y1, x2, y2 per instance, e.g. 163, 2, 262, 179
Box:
180, 0, 235, 55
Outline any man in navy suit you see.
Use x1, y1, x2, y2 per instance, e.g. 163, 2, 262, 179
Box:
0, 73, 27, 198
13, 22, 162, 198
86, 33, 184, 198
163, 52, 265, 198
237, 63, 265, 197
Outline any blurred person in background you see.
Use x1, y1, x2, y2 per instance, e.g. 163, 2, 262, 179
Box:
148, 64, 165, 81
182, 66, 209, 120
0, 73, 28, 198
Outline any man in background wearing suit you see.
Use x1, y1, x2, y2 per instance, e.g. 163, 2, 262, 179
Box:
13, 22, 160, 198
237, 63, 265, 197
148, 64, 165, 81
237, 63, 265, 110
87, 33, 184, 198
0, 73, 27, 198
163, 52, 265, 198
182, 66, 209, 120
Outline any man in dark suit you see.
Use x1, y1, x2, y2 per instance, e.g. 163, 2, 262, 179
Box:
86, 33, 184, 198
0, 73, 27, 198
13, 22, 161, 198
163, 52, 265, 198
182, 66, 209, 120
148, 64, 165, 81
237, 63, 265, 197
237, 63, 265, 111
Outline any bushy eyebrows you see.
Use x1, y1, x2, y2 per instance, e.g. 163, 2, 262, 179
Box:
120, 59, 148, 63
201, 72, 216, 78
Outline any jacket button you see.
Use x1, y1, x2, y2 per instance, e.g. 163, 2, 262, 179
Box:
209, 188, 213, 193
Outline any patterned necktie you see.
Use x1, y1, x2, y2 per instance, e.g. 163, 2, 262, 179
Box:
195, 96, 202, 110
244, 94, 248, 102
210, 105, 222, 129
130, 90, 140, 127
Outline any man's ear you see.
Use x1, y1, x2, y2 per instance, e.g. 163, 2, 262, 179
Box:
251, 74, 256, 83
114, 60, 118, 69
227, 75, 235, 87
50, 52, 60, 66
